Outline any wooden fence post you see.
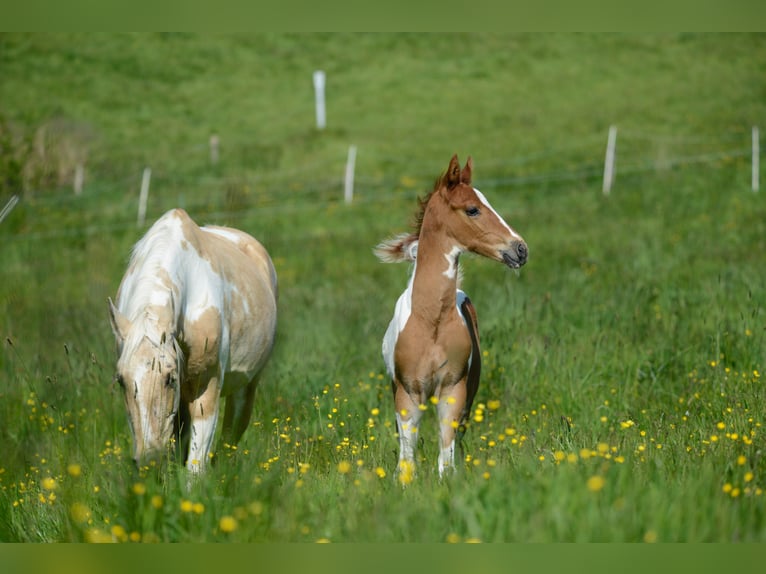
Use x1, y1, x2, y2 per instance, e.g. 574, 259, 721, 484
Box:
0, 195, 19, 225
602, 125, 617, 195
753, 126, 759, 192
74, 164, 84, 195
137, 167, 151, 227
210, 134, 220, 165
344, 145, 357, 204
313, 70, 326, 130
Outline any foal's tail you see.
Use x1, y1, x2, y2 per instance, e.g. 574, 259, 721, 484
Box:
457, 293, 481, 443
373, 233, 419, 263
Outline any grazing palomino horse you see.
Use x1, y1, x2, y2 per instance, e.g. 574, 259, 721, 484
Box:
375, 155, 527, 477
109, 208, 278, 472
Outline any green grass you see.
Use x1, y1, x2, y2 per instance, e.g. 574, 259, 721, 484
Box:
1, 33, 765, 542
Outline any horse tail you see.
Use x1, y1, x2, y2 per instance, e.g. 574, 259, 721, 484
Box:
457, 292, 481, 436
373, 233, 419, 263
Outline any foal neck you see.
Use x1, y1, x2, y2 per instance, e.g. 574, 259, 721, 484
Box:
410, 223, 462, 323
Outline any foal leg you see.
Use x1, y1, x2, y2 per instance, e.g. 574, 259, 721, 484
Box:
436, 379, 468, 477
185, 376, 223, 473
222, 377, 258, 447
393, 382, 423, 478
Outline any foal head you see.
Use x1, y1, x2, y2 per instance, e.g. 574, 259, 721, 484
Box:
424, 154, 528, 268
109, 301, 182, 468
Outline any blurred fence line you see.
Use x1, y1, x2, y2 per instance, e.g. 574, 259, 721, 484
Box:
1, 124, 759, 244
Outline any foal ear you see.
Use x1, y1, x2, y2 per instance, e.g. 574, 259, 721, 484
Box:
445, 154, 461, 189
461, 156, 473, 185
108, 298, 131, 345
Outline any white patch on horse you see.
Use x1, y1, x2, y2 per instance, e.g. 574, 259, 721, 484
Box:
187, 414, 218, 473
474, 188, 523, 240
438, 438, 455, 476
201, 226, 241, 243
382, 265, 416, 379
396, 409, 421, 463
442, 245, 461, 279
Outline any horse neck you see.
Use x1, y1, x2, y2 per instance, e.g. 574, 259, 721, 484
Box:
410, 214, 461, 324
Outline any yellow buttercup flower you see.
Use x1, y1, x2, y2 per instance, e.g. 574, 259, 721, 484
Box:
111, 525, 128, 542
587, 475, 605, 492
70, 502, 92, 524
219, 516, 238, 533
398, 460, 415, 485
85, 528, 114, 543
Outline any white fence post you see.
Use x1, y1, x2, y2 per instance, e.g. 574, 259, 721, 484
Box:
210, 134, 220, 165
602, 125, 618, 195
0, 194, 19, 225
344, 145, 357, 204
74, 164, 84, 195
313, 70, 326, 130
137, 167, 151, 227
752, 126, 759, 192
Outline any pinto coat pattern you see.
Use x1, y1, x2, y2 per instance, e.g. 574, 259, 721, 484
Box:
376, 155, 527, 477
109, 208, 277, 472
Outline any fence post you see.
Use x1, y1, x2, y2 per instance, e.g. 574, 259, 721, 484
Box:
753, 126, 759, 192
313, 70, 326, 130
74, 164, 84, 195
137, 167, 151, 227
210, 134, 220, 165
0, 195, 19, 225
344, 145, 357, 204
602, 125, 617, 195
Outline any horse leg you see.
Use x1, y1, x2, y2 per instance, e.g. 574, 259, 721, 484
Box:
393, 381, 423, 477
222, 378, 257, 447
185, 376, 222, 473
436, 379, 468, 476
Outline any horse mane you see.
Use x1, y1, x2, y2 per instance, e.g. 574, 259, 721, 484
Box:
412, 174, 444, 237
374, 173, 443, 264
118, 214, 184, 322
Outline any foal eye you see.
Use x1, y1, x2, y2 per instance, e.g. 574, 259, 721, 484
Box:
465, 206, 480, 217
164, 374, 174, 388
114, 374, 125, 389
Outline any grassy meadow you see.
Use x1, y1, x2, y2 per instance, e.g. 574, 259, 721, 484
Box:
1, 33, 765, 542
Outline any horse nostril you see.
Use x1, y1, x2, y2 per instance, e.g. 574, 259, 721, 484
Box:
517, 242, 528, 261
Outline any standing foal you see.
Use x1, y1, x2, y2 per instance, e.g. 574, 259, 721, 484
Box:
376, 155, 527, 477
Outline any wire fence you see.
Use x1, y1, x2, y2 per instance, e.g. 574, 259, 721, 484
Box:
0, 124, 760, 244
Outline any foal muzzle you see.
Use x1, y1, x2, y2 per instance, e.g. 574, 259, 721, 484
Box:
502, 240, 528, 269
